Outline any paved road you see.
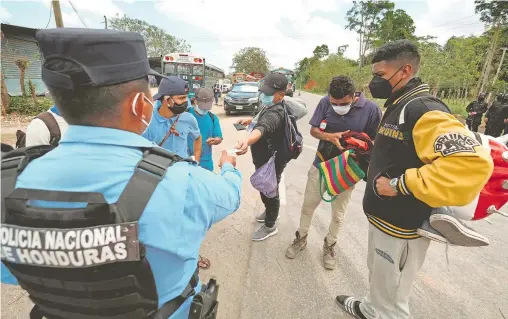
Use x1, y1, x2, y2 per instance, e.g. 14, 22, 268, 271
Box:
2, 92, 507, 319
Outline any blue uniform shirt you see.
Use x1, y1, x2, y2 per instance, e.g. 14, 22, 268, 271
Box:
1, 125, 242, 319
143, 100, 201, 158
187, 107, 222, 171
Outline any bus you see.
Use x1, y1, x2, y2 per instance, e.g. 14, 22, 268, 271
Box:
271, 67, 295, 83
149, 53, 225, 97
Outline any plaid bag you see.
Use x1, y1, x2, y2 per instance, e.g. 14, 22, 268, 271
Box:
250, 153, 278, 198
317, 150, 365, 202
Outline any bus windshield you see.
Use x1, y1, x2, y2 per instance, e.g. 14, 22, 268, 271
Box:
193, 65, 204, 75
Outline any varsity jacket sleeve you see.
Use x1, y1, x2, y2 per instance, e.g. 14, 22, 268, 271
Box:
397, 110, 493, 207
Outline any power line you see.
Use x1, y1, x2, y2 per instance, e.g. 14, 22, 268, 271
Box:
68, 0, 88, 28
45, 1, 53, 29
433, 14, 477, 28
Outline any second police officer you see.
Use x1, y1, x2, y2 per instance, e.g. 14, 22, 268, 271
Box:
485, 93, 507, 137
465, 92, 487, 132
0, 28, 242, 319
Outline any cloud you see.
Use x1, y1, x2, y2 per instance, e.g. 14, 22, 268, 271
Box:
156, 0, 357, 71
413, 0, 485, 44
0, 6, 12, 21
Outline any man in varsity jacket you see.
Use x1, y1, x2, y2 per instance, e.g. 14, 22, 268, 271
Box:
335, 40, 493, 319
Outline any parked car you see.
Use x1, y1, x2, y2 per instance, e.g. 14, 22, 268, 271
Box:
224, 82, 260, 115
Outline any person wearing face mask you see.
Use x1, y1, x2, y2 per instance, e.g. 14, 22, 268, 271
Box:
285, 75, 381, 270
335, 40, 493, 319
187, 88, 223, 171
234, 73, 289, 241
143, 76, 202, 161
0, 28, 242, 319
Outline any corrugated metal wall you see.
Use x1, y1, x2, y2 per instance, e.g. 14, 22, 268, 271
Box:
1, 36, 42, 79
1, 35, 46, 95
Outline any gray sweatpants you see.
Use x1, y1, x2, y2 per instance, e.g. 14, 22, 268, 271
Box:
360, 224, 430, 319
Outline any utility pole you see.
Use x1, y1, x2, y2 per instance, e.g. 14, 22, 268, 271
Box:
480, 20, 501, 95
52, 0, 64, 28
104, 15, 108, 29
492, 47, 508, 85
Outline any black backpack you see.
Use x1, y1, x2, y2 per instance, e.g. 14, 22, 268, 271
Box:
278, 102, 303, 163
16, 112, 61, 148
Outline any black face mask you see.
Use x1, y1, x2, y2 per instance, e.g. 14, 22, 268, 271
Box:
169, 98, 188, 115
368, 67, 404, 99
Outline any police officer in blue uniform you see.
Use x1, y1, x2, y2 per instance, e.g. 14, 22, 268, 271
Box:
1, 28, 241, 319
143, 77, 202, 161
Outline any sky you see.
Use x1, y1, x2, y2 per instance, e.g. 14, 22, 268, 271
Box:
0, 0, 487, 73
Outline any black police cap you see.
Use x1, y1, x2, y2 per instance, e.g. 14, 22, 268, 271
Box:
37, 28, 163, 90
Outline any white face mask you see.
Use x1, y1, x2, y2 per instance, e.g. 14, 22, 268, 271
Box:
131, 93, 154, 134
195, 106, 208, 115
332, 104, 351, 115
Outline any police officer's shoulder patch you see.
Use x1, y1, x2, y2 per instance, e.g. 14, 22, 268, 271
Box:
433, 132, 481, 157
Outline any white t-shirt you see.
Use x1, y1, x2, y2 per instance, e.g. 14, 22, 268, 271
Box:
25, 110, 69, 147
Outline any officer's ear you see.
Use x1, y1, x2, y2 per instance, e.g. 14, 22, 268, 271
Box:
130, 92, 150, 120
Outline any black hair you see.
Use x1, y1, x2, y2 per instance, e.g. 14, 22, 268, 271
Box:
328, 76, 355, 99
372, 40, 421, 74
45, 59, 149, 125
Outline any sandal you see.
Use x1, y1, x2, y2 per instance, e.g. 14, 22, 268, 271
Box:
198, 255, 211, 270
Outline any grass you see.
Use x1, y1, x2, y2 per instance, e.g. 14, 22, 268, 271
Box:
7, 96, 54, 116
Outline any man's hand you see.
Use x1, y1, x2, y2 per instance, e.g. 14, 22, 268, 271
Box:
327, 130, 350, 151
472, 112, 477, 115
234, 140, 249, 155
376, 176, 397, 197
484, 118, 488, 123
219, 150, 237, 168
237, 117, 253, 126
504, 119, 508, 124
206, 137, 222, 145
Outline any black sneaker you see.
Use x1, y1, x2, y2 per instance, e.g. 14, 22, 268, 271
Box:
335, 295, 367, 319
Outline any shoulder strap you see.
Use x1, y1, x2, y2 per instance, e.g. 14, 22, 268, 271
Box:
36, 112, 61, 145
115, 147, 193, 222
208, 111, 215, 124
1, 145, 55, 221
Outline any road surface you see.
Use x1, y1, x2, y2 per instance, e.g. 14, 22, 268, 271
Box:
2, 91, 507, 319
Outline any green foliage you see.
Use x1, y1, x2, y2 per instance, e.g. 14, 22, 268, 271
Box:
109, 14, 190, 57
8, 97, 53, 116
232, 47, 270, 73
475, 0, 508, 24
373, 9, 417, 48
313, 44, 330, 59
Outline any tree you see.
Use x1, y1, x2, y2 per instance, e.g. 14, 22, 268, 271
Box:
337, 45, 349, 56
231, 47, 270, 73
346, 0, 395, 68
15, 58, 28, 97
313, 44, 329, 59
374, 9, 416, 47
109, 14, 190, 57
474, 1, 508, 94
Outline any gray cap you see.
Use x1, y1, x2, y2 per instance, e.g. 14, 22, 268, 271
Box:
153, 76, 189, 100
37, 28, 163, 90
260, 73, 288, 95
195, 87, 213, 110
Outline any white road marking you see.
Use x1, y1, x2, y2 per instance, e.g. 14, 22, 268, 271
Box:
280, 173, 287, 206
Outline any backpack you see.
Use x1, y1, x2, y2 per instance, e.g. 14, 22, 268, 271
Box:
16, 112, 61, 148
278, 102, 303, 163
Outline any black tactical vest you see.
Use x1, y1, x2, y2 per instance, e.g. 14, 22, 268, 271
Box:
1, 146, 198, 319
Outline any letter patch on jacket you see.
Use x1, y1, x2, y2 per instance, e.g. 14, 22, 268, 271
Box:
434, 132, 480, 157
1, 223, 140, 268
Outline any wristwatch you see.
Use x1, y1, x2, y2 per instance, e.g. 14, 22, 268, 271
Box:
389, 177, 399, 194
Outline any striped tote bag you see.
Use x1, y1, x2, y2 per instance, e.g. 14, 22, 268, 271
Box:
317, 150, 365, 202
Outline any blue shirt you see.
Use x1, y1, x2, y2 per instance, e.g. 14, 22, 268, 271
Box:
309, 93, 382, 166
187, 107, 222, 171
1, 125, 242, 319
143, 100, 200, 158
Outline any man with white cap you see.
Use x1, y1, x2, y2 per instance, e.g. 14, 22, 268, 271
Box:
188, 87, 223, 171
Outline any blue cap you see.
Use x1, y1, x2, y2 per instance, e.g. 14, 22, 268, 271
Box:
153, 76, 189, 100
37, 28, 164, 90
